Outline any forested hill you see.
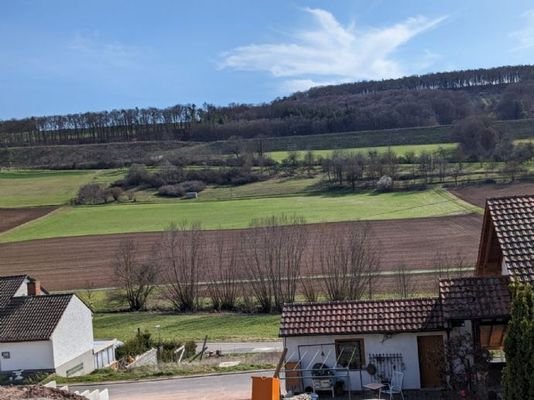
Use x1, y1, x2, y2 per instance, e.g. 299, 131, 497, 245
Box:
298, 65, 531, 97
2, 65, 534, 147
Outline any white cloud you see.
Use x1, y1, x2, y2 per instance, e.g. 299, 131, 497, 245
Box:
510, 10, 534, 50
219, 8, 446, 93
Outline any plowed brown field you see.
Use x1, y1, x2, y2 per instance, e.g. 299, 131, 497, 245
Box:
0, 207, 56, 234
0, 214, 482, 291
449, 182, 534, 208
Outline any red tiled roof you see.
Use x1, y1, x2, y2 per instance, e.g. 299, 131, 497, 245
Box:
0, 294, 73, 342
280, 298, 444, 337
439, 276, 511, 320
486, 195, 534, 282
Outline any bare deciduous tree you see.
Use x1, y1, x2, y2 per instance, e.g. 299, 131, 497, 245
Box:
159, 221, 203, 311
206, 233, 241, 311
300, 262, 320, 303
432, 249, 472, 293
113, 239, 158, 311
245, 215, 308, 312
395, 263, 414, 299
317, 223, 380, 301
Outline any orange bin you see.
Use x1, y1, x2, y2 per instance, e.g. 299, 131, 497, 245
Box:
251, 376, 280, 400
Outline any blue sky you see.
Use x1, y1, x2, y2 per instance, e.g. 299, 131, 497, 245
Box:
1, 0, 534, 119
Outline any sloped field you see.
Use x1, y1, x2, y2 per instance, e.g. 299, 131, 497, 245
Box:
0, 214, 482, 291
0, 207, 56, 233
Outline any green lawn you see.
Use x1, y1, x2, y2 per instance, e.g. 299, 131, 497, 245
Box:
269, 143, 457, 162
0, 169, 124, 208
93, 312, 280, 342
184, 175, 323, 201
0, 188, 478, 242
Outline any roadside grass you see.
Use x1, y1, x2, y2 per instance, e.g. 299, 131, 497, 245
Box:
0, 169, 124, 208
0, 188, 479, 242
49, 353, 278, 384
268, 143, 457, 162
93, 313, 280, 342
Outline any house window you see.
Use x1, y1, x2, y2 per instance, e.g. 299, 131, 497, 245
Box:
335, 339, 365, 370
479, 323, 507, 362
479, 324, 506, 349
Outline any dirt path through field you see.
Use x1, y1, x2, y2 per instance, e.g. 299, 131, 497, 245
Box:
0, 214, 482, 291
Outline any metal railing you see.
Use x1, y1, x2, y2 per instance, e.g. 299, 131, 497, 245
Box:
367, 353, 405, 383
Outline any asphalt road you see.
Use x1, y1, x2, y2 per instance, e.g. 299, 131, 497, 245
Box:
197, 341, 283, 354
73, 371, 276, 400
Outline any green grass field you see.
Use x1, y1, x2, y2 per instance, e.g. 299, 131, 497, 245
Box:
93, 312, 280, 342
0, 169, 124, 208
0, 188, 478, 242
268, 143, 457, 162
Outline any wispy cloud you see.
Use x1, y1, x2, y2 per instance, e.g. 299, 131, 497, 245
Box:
510, 10, 534, 50
69, 32, 141, 69
219, 8, 446, 92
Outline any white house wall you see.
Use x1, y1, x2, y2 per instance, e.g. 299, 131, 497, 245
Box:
501, 257, 509, 276
12, 278, 28, 297
0, 341, 54, 371
51, 296, 94, 374
284, 331, 446, 390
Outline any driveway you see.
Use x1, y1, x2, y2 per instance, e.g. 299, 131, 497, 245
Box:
73, 371, 276, 400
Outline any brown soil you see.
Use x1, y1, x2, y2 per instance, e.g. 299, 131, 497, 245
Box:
449, 182, 534, 208
0, 207, 56, 234
0, 214, 482, 291
0, 385, 85, 399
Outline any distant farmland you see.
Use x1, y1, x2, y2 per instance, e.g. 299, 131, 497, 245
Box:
268, 143, 456, 162
0, 169, 123, 208
0, 189, 478, 243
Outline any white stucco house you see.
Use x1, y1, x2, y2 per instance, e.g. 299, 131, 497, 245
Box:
281, 194, 533, 393
281, 297, 447, 392
0, 275, 96, 377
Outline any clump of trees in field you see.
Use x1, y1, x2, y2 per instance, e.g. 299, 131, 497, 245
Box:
110, 217, 392, 313
117, 162, 264, 194
245, 215, 309, 312
313, 223, 380, 301
111, 239, 159, 311
74, 183, 129, 205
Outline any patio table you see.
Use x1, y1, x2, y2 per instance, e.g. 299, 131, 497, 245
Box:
363, 382, 385, 399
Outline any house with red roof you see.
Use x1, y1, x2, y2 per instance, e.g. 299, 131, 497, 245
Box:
0, 275, 95, 377
280, 195, 530, 392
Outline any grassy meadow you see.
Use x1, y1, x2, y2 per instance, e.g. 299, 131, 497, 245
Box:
0, 169, 124, 208
268, 142, 457, 162
0, 188, 478, 242
93, 312, 280, 342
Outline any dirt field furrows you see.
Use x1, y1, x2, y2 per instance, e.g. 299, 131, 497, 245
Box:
0, 207, 56, 234
449, 182, 534, 208
0, 214, 482, 291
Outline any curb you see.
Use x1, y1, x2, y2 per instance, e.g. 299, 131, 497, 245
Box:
69, 368, 275, 387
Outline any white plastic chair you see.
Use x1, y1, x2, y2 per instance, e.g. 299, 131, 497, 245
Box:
383, 371, 404, 400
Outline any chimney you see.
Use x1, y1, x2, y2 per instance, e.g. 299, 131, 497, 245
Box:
27, 280, 41, 296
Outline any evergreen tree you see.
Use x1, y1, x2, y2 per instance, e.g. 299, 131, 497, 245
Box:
503, 283, 534, 400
